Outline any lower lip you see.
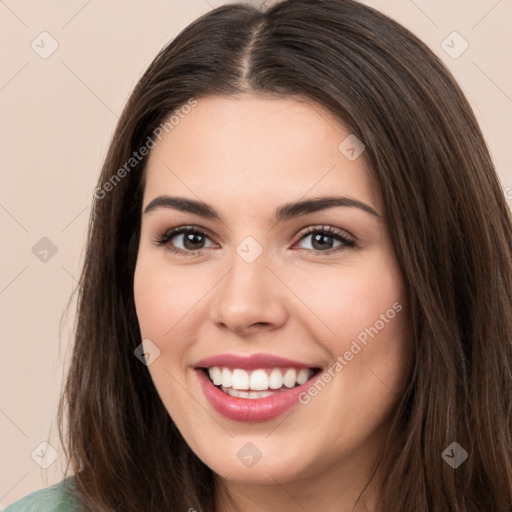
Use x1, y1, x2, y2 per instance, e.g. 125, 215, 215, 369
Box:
196, 368, 322, 422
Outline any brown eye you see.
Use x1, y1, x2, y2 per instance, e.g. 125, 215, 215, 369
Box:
295, 226, 355, 254
152, 224, 355, 256
153, 227, 215, 255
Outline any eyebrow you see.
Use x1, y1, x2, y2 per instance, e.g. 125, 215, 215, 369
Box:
143, 195, 381, 223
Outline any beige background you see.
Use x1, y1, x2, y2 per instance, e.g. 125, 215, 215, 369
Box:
1, 0, 511, 507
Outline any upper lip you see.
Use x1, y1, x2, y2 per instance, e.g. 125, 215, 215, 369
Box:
195, 353, 321, 370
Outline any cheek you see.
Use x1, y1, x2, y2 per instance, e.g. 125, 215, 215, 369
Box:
134, 264, 171, 340
298, 250, 411, 392
133, 257, 203, 416
133, 253, 206, 341
298, 251, 405, 342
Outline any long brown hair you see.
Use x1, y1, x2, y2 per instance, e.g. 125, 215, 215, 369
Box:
57, 1, 512, 510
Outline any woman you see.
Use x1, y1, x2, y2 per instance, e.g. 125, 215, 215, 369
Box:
6, 0, 512, 510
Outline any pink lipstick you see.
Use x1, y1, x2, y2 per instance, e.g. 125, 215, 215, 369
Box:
194, 353, 322, 422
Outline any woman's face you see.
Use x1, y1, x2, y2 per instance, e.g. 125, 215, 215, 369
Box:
134, 94, 411, 494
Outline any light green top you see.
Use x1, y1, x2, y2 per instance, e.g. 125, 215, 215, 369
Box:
4, 477, 81, 511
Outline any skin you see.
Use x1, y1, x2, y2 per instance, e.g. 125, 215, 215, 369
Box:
133, 94, 412, 512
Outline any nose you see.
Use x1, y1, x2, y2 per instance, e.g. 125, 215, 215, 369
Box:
208, 247, 288, 336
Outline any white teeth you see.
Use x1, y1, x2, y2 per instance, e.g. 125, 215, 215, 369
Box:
206, 366, 315, 391
209, 367, 222, 386
296, 368, 310, 385
269, 368, 283, 389
221, 367, 232, 387
249, 369, 269, 391
283, 368, 297, 388
232, 369, 249, 390
222, 387, 275, 399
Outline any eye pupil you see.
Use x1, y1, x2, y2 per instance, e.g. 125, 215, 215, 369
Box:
184, 232, 204, 250
312, 233, 334, 250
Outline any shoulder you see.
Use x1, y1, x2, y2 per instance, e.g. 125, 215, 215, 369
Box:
4, 477, 81, 512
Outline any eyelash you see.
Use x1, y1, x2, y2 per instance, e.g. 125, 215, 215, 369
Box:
151, 225, 356, 256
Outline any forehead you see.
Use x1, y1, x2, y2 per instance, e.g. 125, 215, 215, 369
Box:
142, 94, 382, 216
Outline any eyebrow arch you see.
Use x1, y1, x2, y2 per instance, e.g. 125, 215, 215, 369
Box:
143, 195, 381, 222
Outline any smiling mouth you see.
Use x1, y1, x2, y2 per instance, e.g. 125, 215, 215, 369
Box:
200, 366, 322, 399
